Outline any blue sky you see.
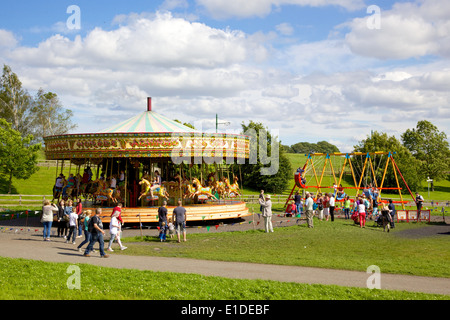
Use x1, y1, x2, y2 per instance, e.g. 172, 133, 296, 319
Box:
0, 0, 449, 152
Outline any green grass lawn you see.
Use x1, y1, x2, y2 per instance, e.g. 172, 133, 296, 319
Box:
116, 217, 450, 279
0, 257, 447, 300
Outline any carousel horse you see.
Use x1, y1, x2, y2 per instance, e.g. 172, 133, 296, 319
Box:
79, 180, 98, 201
93, 179, 118, 204
206, 172, 217, 188
212, 178, 227, 198
226, 176, 241, 198
139, 178, 169, 201
191, 177, 218, 200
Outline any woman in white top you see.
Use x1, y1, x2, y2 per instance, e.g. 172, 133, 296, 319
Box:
41, 200, 58, 241
107, 211, 127, 251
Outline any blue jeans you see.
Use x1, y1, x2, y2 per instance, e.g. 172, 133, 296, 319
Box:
66, 226, 76, 242
42, 221, 52, 239
85, 232, 105, 256
295, 203, 302, 217
344, 208, 350, 219
77, 230, 91, 249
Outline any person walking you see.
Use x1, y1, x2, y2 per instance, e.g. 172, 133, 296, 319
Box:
77, 210, 93, 252
65, 207, 78, 244
158, 201, 168, 241
84, 208, 109, 258
304, 192, 314, 228
41, 200, 58, 241
172, 199, 187, 243
107, 211, 127, 251
259, 194, 273, 233
76, 198, 83, 238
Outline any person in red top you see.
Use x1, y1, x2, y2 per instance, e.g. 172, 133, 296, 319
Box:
111, 203, 123, 224
76, 198, 83, 238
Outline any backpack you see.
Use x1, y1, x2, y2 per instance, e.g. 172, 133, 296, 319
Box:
88, 216, 96, 233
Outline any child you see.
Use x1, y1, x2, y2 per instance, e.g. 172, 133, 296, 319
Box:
167, 218, 175, 239
159, 221, 167, 242
65, 207, 78, 244
108, 211, 127, 251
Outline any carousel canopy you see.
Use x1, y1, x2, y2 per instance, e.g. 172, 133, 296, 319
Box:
44, 98, 249, 161
99, 110, 199, 134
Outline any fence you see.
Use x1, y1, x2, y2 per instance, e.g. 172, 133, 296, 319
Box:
0, 194, 53, 207
0, 193, 447, 208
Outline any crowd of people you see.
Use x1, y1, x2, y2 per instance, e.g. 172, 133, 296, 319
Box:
272, 186, 414, 231
40, 196, 190, 257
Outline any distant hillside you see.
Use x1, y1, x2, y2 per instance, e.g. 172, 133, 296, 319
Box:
282, 141, 339, 154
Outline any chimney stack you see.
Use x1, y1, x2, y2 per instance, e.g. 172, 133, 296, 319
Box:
147, 97, 152, 111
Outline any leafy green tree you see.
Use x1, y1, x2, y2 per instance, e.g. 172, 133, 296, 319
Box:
353, 131, 421, 194
239, 121, 291, 194
31, 89, 77, 142
0, 64, 33, 136
0, 119, 41, 193
290, 141, 339, 154
401, 120, 450, 190
0, 65, 77, 142
316, 141, 340, 154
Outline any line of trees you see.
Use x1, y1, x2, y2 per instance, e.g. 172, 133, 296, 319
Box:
243, 120, 449, 195
0, 64, 77, 142
353, 120, 450, 193
0, 64, 76, 193
282, 141, 339, 154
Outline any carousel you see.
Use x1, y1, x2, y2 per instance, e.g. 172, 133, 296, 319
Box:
43, 98, 251, 223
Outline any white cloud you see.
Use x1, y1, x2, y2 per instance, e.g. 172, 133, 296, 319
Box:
2, 4, 449, 152
0, 29, 18, 48
275, 23, 294, 36
345, 0, 450, 59
9, 12, 267, 70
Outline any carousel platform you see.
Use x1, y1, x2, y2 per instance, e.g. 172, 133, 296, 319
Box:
85, 200, 250, 224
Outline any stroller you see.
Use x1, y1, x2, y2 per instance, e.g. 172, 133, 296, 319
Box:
376, 208, 392, 232
351, 210, 360, 225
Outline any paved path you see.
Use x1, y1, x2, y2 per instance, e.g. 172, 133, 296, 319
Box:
0, 230, 449, 296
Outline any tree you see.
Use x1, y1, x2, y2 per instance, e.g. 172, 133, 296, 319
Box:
0, 119, 41, 193
0, 65, 77, 142
401, 120, 450, 190
238, 121, 291, 194
31, 89, 77, 142
353, 131, 421, 194
290, 141, 339, 154
0, 64, 33, 136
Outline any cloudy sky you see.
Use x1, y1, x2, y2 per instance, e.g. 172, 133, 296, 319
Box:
0, 0, 449, 152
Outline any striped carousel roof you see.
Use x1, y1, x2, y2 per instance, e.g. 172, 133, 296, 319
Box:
99, 110, 199, 134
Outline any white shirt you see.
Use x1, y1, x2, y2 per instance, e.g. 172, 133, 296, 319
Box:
329, 197, 335, 207
358, 203, 366, 213
110, 177, 117, 188
110, 216, 121, 234
69, 212, 78, 227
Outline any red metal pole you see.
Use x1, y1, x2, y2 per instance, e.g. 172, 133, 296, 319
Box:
390, 156, 415, 202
